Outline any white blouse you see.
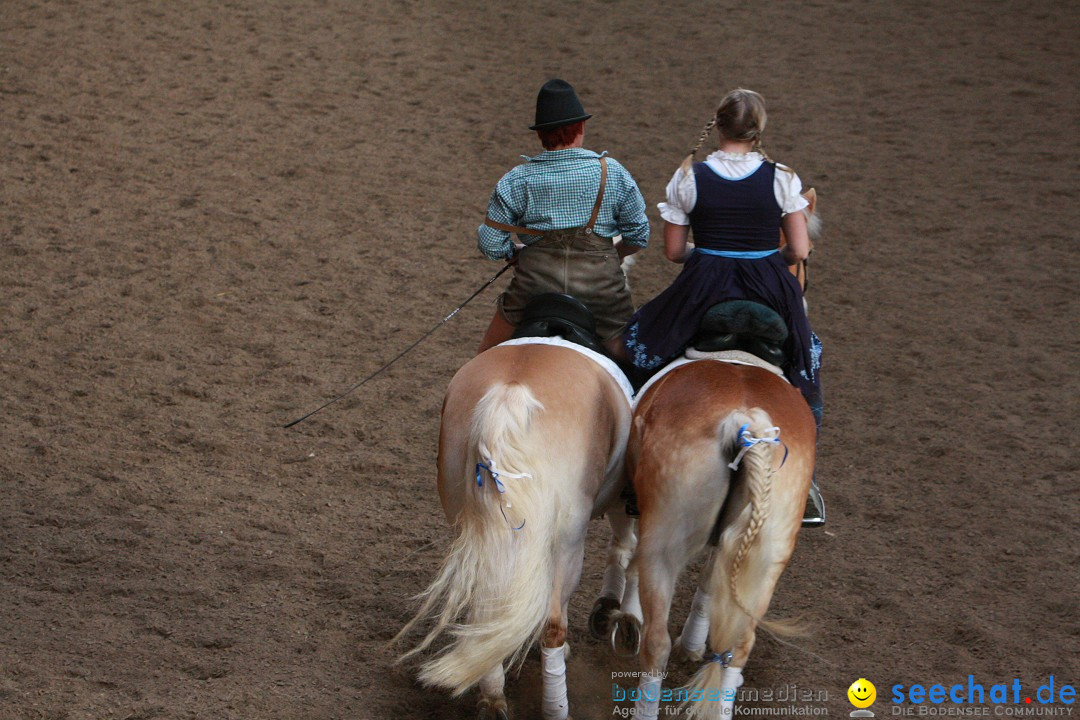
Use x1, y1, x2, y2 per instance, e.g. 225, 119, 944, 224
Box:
658, 150, 809, 225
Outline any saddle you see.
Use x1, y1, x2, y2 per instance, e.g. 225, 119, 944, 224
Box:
690, 300, 788, 368
511, 293, 607, 357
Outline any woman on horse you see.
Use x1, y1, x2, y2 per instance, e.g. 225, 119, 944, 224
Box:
623, 88, 825, 524
476, 79, 650, 360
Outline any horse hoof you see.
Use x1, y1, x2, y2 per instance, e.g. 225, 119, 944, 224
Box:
609, 612, 641, 658
477, 698, 510, 720
588, 597, 621, 639
671, 634, 705, 663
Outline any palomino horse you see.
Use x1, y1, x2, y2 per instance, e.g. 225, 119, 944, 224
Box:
394, 338, 636, 720
614, 357, 816, 718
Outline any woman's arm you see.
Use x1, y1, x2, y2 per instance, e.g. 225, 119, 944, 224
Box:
664, 222, 694, 263
779, 211, 811, 265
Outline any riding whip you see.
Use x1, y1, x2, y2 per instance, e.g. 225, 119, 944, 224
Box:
283, 263, 512, 429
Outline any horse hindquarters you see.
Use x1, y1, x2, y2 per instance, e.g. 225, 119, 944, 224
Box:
680, 409, 810, 720
398, 344, 632, 719
629, 410, 761, 719
402, 382, 560, 696
619, 362, 815, 719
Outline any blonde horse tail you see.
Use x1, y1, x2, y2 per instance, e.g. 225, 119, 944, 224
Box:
680, 409, 802, 719
395, 382, 557, 696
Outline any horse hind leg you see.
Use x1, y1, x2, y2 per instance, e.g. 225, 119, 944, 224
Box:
589, 509, 637, 639
540, 619, 570, 720
686, 478, 805, 717
474, 541, 582, 720
539, 525, 589, 720
694, 526, 796, 718
671, 548, 718, 663
608, 564, 642, 659
630, 544, 682, 720
476, 665, 509, 720
615, 452, 727, 665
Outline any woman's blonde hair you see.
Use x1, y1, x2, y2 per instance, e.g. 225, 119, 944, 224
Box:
679, 88, 784, 175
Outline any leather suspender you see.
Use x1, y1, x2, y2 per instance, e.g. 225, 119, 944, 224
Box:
482, 218, 547, 236
583, 156, 608, 234
483, 156, 608, 237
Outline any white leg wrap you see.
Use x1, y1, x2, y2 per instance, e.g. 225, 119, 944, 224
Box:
680, 588, 710, 655
634, 672, 663, 720
621, 572, 643, 622
540, 644, 569, 720
600, 557, 627, 601
720, 666, 744, 718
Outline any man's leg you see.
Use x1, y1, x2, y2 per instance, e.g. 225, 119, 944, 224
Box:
477, 310, 515, 355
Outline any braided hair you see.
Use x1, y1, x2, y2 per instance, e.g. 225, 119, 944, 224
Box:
678, 116, 716, 177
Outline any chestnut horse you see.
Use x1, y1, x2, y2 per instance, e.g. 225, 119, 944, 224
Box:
600, 188, 822, 718
394, 339, 636, 720
614, 357, 816, 718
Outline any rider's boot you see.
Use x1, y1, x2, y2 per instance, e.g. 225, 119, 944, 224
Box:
802, 474, 826, 528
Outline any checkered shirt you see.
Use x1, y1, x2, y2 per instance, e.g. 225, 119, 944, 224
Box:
477, 148, 650, 260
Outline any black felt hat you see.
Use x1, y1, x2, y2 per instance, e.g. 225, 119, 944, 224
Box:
529, 79, 592, 131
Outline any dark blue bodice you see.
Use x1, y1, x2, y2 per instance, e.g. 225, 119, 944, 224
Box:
688, 161, 782, 252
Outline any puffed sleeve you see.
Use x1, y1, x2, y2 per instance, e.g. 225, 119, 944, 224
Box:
657, 166, 696, 225
774, 165, 810, 216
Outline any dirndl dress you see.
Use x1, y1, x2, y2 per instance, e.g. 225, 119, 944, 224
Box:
624, 161, 823, 424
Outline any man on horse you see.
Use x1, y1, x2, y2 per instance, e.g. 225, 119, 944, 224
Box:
475, 78, 650, 361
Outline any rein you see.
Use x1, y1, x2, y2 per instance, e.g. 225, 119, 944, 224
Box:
283, 264, 512, 429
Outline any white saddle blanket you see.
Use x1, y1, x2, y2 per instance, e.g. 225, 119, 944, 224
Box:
633, 350, 787, 409
496, 337, 634, 405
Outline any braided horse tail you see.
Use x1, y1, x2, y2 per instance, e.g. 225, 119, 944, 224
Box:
680, 408, 804, 718
717, 411, 791, 633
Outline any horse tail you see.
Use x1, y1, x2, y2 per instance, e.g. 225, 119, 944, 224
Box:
680, 409, 802, 718
806, 210, 823, 243
395, 382, 556, 696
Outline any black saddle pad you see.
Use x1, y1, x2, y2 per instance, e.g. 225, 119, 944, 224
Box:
690, 300, 788, 368
511, 293, 607, 357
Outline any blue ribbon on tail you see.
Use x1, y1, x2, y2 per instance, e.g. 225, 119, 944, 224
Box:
728, 424, 789, 472
475, 462, 526, 531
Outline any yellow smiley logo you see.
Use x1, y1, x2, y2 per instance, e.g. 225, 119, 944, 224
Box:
848, 678, 876, 708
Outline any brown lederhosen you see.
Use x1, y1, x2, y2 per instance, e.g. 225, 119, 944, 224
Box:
483, 157, 634, 341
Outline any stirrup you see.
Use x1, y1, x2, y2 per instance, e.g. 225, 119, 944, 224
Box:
802, 478, 826, 528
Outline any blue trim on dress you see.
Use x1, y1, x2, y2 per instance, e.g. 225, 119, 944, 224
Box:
695, 247, 779, 259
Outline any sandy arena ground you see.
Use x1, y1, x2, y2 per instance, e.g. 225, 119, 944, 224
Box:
2, 1, 1077, 718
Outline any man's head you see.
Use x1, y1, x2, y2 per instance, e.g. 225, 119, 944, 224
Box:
530, 79, 591, 132
537, 120, 585, 150
530, 79, 590, 150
